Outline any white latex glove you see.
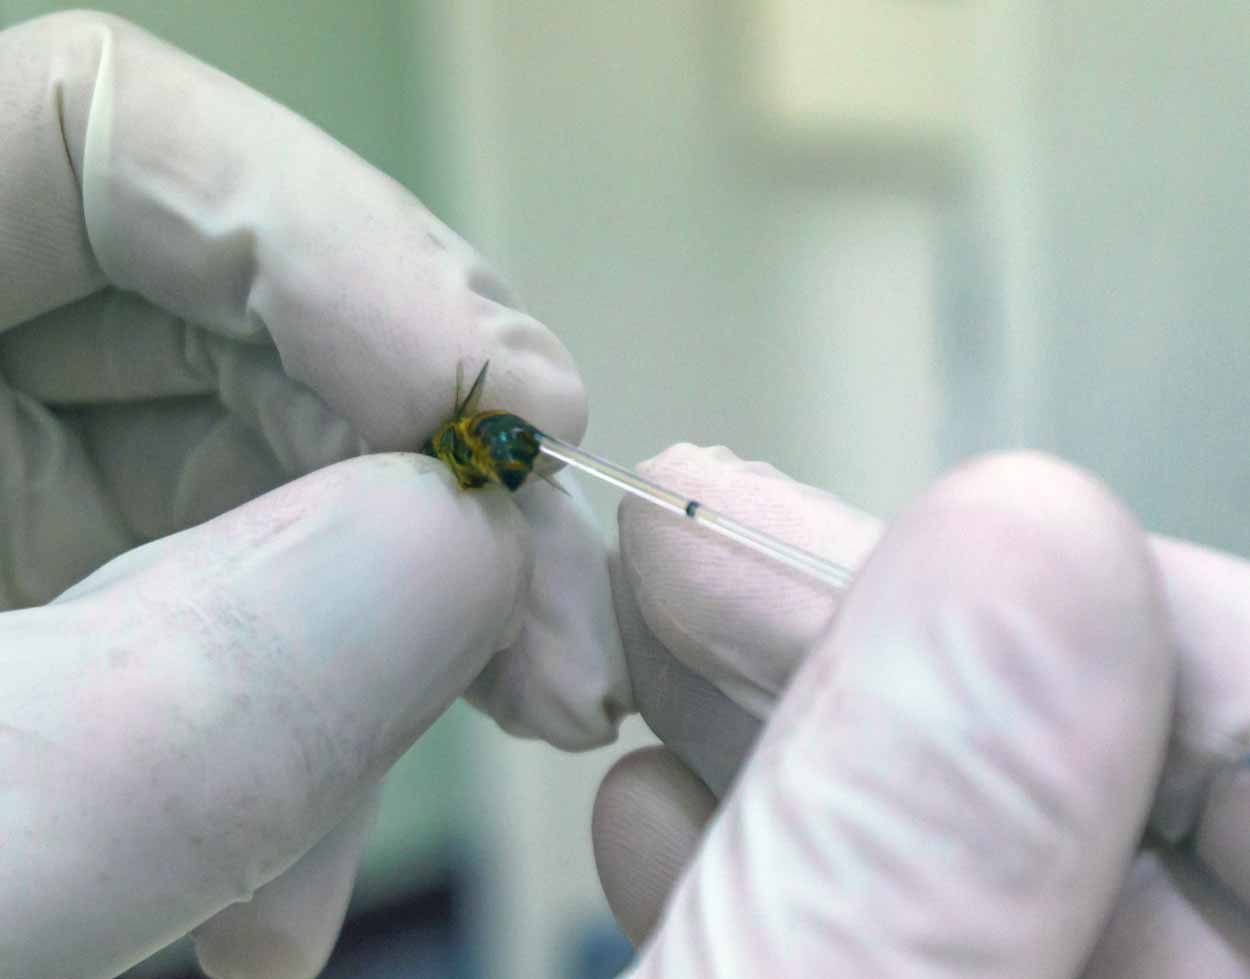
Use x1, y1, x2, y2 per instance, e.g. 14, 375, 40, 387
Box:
595, 445, 1250, 976
0, 12, 628, 979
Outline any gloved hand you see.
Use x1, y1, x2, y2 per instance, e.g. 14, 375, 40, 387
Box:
0, 12, 627, 979
595, 445, 1250, 976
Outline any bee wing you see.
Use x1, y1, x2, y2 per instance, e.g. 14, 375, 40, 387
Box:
457, 360, 490, 417
453, 360, 465, 415
533, 467, 571, 496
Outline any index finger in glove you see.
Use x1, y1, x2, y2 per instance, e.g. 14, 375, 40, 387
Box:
0, 11, 585, 448
613, 442, 882, 796
631, 453, 1173, 977
617, 443, 882, 723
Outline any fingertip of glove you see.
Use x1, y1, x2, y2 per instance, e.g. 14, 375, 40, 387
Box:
462, 474, 633, 750
616, 443, 881, 712
888, 450, 1161, 619
926, 450, 1143, 542
194, 929, 322, 979
463, 642, 633, 752
593, 747, 716, 948
634, 442, 785, 485
835, 449, 1173, 758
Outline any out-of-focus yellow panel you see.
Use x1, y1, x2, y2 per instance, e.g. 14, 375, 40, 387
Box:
757, 0, 973, 140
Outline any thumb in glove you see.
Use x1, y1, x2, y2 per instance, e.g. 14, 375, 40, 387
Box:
0, 454, 529, 979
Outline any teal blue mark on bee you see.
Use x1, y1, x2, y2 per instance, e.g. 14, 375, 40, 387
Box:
423, 361, 550, 492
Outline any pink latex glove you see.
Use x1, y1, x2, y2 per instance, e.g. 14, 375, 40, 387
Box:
0, 12, 627, 979
596, 446, 1250, 977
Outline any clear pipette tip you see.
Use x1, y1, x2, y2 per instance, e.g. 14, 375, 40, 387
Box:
536, 434, 854, 590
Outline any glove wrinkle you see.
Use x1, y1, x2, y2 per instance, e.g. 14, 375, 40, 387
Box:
464, 474, 632, 751
1081, 849, 1250, 978
608, 544, 761, 798
0, 17, 105, 330
0, 376, 132, 608
1149, 538, 1250, 848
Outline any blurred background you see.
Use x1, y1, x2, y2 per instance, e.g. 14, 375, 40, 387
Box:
2, 1, 1247, 976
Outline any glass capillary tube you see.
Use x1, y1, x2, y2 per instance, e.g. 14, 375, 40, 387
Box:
537, 434, 854, 590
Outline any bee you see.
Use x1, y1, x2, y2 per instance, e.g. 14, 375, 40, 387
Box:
423, 361, 548, 492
